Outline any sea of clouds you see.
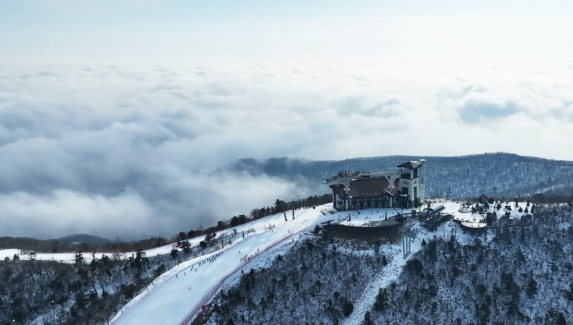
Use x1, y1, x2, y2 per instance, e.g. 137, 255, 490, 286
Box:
0, 60, 571, 239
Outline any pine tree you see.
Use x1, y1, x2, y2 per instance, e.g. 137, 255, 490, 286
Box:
374, 288, 387, 311
527, 278, 538, 298
342, 299, 354, 317
557, 313, 567, 325
363, 311, 374, 325
181, 240, 191, 254
74, 292, 87, 311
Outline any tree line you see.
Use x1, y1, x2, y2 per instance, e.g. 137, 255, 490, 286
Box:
0, 194, 331, 255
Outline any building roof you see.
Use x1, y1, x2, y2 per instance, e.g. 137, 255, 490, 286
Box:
347, 178, 395, 199
397, 161, 420, 169
329, 184, 347, 196
330, 176, 401, 199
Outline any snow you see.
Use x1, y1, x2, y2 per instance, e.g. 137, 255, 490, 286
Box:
339, 220, 370, 226
340, 200, 535, 325
460, 221, 487, 228
340, 216, 456, 325
111, 205, 333, 325
1, 199, 537, 325
0, 209, 309, 262
449, 201, 531, 225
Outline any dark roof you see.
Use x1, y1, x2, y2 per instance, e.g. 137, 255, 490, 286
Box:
330, 177, 401, 199
397, 161, 420, 169
348, 178, 394, 199
329, 185, 346, 195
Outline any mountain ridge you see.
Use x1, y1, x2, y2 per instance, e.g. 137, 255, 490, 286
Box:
223, 152, 573, 199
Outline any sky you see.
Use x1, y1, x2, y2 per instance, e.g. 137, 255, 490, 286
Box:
0, 0, 572, 240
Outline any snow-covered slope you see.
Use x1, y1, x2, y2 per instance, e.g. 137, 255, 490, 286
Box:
111, 201, 486, 325
2, 200, 534, 325
111, 205, 336, 325
0, 208, 313, 263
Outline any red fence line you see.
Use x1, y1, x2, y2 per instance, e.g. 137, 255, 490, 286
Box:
178, 230, 302, 325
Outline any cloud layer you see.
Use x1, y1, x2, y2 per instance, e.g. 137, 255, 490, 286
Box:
0, 60, 572, 239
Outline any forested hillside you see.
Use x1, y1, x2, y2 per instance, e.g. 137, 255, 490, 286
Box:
0, 238, 227, 325
224, 153, 573, 199
200, 203, 573, 325
367, 203, 573, 325
196, 236, 387, 325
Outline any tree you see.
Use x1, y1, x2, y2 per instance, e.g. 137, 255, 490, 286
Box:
181, 240, 191, 254
313, 225, 321, 234
75, 251, 84, 264
363, 311, 374, 325
557, 313, 567, 325
275, 199, 286, 208
527, 278, 538, 298
74, 292, 87, 311
250, 209, 259, 218
199, 241, 208, 249
342, 299, 354, 317
230, 216, 239, 227
421, 239, 427, 247
170, 249, 178, 259
407, 259, 424, 276
187, 230, 197, 238
3, 256, 8, 261
217, 221, 226, 229
374, 288, 387, 311
178, 231, 186, 240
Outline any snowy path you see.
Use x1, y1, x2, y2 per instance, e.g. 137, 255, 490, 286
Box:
341, 243, 416, 325
340, 201, 512, 324
111, 206, 328, 325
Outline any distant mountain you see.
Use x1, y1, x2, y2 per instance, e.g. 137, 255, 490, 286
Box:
57, 233, 109, 245
223, 153, 573, 199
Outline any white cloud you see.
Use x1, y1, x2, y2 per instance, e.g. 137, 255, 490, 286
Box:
0, 60, 572, 239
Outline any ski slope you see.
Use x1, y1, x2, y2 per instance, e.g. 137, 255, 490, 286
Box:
3, 199, 526, 325
0, 208, 312, 263
111, 205, 332, 325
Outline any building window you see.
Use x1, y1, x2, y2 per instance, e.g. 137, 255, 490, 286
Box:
402, 187, 408, 195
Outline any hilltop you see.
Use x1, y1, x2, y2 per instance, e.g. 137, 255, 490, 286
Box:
224, 153, 573, 198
